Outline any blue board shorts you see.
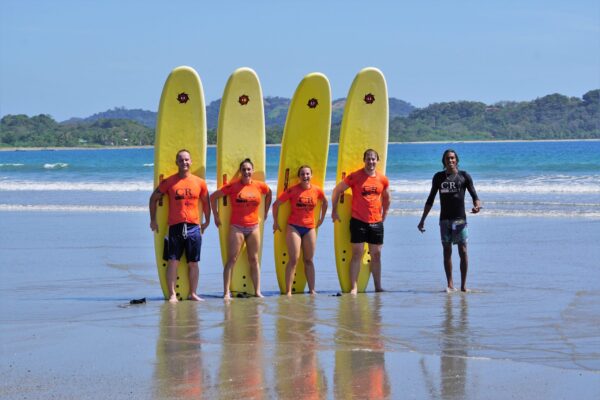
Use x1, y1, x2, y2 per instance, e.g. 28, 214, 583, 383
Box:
164, 223, 202, 262
289, 224, 313, 238
439, 219, 468, 245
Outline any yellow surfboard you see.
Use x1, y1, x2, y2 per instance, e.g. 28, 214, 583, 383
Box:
216, 67, 266, 295
334, 67, 388, 293
153, 66, 207, 301
274, 73, 331, 294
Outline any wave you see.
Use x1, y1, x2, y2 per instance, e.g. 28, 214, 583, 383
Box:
0, 204, 146, 212
1, 176, 599, 195
1, 203, 598, 218
143, 163, 153, 167
0, 163, 25, 167
43, 163, 69, 169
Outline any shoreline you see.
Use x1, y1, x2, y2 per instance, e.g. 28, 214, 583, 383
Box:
1, 138, 599, 151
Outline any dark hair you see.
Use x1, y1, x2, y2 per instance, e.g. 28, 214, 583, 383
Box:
175, 149, 190, 161
442, 149, 459, 167
239, 158, 254, 171
297, 165, 312, 176
363, 149, 380, 161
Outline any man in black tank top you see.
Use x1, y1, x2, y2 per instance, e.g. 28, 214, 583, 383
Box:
418, 149, 481, 292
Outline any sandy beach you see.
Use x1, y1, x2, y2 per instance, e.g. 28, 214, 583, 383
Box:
1, 211, 599, 399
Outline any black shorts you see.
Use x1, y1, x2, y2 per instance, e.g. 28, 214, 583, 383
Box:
164, 223, 202, 262
350, 217, 384, 245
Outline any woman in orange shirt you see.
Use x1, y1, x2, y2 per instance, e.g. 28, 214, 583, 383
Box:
272, 166, 328, 296
210, 159, 272, 299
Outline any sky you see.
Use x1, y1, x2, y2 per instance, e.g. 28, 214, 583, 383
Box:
1, 0, 599, 121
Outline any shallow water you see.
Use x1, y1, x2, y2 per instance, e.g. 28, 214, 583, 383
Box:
1, 211, 599, 399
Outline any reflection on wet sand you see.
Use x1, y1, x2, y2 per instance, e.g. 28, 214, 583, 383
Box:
154, 302, 209, 399
421, 295, 469, 399
334, 295, 390, 399
275, 296, 328, 400
218, 299, 265, 399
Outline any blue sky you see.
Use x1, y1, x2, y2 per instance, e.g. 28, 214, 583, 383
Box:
1, 0, 598, 121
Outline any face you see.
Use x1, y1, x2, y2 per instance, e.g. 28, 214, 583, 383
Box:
363, 151, 379, 171
298, 167, 312, 183
444, 152, 457, 169
176, 151, 192, 172
240, 162, 254, 179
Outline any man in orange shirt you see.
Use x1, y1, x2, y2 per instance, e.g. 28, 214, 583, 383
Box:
149, 149, 210, 303
331, 149, 391, 294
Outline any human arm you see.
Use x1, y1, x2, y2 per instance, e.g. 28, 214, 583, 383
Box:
272, 199, 282, 232
381, 187, 391, 222
209, 189, 225, 227
200, 191, 211, 233
418, 177, 438, 233
148, 187, 163, 232
464, 172, 482, 214
263, 186, 272, 222
317, 195, 328, 228
331, 181, 350, 223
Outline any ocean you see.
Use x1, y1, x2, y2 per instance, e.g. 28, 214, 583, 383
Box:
2, 141, 600, 398
1, 140, 599, 219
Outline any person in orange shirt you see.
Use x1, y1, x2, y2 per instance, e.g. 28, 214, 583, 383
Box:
210, 158, 272, 299
149, 149, 211, 303
272, 165, 328, 296
331, 149, 391, 294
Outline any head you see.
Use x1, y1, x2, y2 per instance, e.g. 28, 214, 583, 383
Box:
175, 149, 192, 173
297, 165, 312, 183
442, 149, 459, 169
239, 158, 254, 179
363, 149, 379, 172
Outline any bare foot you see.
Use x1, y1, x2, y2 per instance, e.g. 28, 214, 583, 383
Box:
350, 289, 358, 295
223, 292, 231, 300
255, 291, 264, 298
461, 287, 470, 293
188, 293, 204, 301
285, 292, 292, 297
375, 287, 385, 293
446, 287, 458, 293
309, 290, 317, 296
168, 294, 179, 303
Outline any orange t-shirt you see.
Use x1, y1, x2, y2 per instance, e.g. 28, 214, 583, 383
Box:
343, 169, 389, 223
158, 174, 208, 226
277, 184, 325, 228
221, 180, 270, 226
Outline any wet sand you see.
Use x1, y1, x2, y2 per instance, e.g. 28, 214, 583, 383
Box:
1, 211, 599, 399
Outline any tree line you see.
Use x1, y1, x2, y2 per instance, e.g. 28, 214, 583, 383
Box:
1, 90, 597, 148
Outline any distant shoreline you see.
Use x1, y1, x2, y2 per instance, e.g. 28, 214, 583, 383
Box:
1, 138, 598, 152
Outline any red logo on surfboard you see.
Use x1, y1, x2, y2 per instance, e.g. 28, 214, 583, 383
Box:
307, 98, 319, 108
177, 93, 190, 104
364, 93, 375, 104
239, 95, 250, 105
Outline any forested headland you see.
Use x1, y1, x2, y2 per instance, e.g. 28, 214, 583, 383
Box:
1, 90, 597, 148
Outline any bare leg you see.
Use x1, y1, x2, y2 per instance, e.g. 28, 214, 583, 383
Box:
187, 262, 203, 301
369, 243, 384, 292
245, 228, 264, 297
443, 243, 455, 291
224, 229, 245, 299
285, 226, 301, 296
167, 259, 179, 303
301, 228, 317, 295
350, 243, 365, 295
458, 243, 469, 292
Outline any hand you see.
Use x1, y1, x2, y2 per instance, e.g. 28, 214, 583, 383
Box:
316, 218, 324, 228
214, 215, 221, 227
471, 205, 482, 214
201, 220, 210, 233
273, 222, 281, 233
150, 221, 158, 232
331, 210, 341, 223
417, 221, 426, 233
